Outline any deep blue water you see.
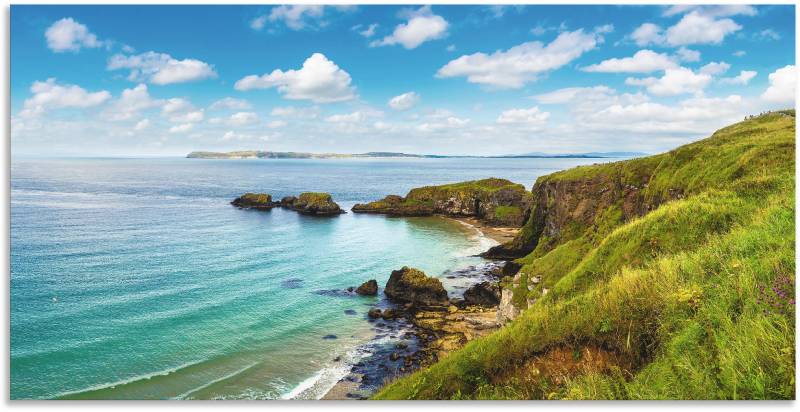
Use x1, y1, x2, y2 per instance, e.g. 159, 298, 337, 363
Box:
10, 156, 617, 399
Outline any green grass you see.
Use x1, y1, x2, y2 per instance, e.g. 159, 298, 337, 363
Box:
374, 111, 795, 400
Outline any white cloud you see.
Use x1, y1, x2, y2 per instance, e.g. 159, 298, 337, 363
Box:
496, 106, 550, 126
161, 98, 204, 123
733, 50, 747, 57
325, 109, 382, 123
253, 5, 323, 31
108, 51, 217, 85
169, 123, 194, 134
761, 65, 796, 105
631, 11, 742, 47
417, 115, 470, 133
209, 97, 252, 110
719, 70, 757, 85
626, 67, 712, 96
388, 92, 421, 111
699, 61, 731, 76
227, 112, 259, 126
372, 6, 448, 49
532, 86, 616, 104
662, 5, 757, 18
270, 106, 320, 119
446, 44, 456, 52
357, 23, 379, 38
45, 18, 103, 52
19, 78, 111, 118
437, 28, 603, 89
104, 84, 162, 121
754, 29, 781, 41
235, 53, 356, 103
267, 120, 287, 129
665, 12, 741, 46
631, 23, 664, 47
675, 47, 701, 63
582, 49, 676, 73
134, 119, 150, 131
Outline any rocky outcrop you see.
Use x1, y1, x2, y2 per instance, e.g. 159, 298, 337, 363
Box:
231, 193, 277, 209
356, 279, 378, 296
496, 288, 520, 323
352, 178, 532, 227
482, 160, 687, 259
384, 267, 449, 308
463, 282, 501, 307
287, 192, 345, 216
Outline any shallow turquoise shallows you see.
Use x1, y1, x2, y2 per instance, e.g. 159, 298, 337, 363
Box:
11, 156, 617, 399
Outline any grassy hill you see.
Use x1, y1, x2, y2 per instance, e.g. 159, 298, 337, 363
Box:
374, 111, 796, 400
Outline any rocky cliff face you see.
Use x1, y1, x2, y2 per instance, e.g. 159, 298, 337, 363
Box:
353, 178, 532, 227
483, 158, 683, 259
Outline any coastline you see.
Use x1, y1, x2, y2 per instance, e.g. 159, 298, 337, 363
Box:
319, 216, 510, 400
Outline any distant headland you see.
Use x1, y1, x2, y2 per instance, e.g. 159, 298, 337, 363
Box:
186, 150, 646, 160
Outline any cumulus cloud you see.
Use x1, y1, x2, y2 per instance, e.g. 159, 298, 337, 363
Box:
699, 61, 731, 76
325, 109, 383, 123
19, 78, 111, 118
626, 67, 712, 96
169, 123, 194, 134
437, 28, 604, 89
161, 98, 204, 123
234, 53, 356, 103
532, 86, 617, 105
761, 65, 796, 104
270, 106, 320, 119
388, 92, 421, 111
251, 5, 354, 31
108, 51, 217, 85
582, 49, 677, 73
45, 18, 103, 52
267, 120, 287, 129
104, 84, 163, 121
372, 6, 448, 49
675, 47, 701, 62
631, 11, 742, 47
416, 115, 470, 133
134, 119, 150, 131
719, 70, 757, 85
496, 106, 550, 126
662, 5, 757, 18
227, 112, 259, 126
209, 97, 252, 110
354, 23, 379, 38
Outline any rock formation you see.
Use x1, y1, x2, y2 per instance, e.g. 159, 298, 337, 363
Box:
230, 193, 277, 209
384, 267, 449, 308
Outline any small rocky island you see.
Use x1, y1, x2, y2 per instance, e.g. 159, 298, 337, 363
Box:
352, 178, 531, 227
231, 192, 345, 216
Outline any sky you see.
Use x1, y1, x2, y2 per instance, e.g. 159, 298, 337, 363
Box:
10, 4, 797, 156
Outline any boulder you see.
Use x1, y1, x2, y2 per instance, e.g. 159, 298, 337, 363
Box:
286, 192, 345, 216
384, 267, 449, 308
355, 279, 378, 296
231, 193, 277, 209
368, 308, 382, 318
381, 308, 398, 320
280, 195, 297, 207
463, 281, 501, 307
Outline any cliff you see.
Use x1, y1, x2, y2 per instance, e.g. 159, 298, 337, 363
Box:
375, 110, 796, 399
352, 178, 532, 227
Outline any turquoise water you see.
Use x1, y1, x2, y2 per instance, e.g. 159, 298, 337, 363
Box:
10, 157, 617, 399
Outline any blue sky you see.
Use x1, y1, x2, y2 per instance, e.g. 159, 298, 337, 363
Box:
10, 4, 797, 156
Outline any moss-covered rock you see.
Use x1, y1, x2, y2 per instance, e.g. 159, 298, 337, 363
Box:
286, 192, 345, 216
353, 178, 531, 226
385, 267, 449, 308
356, 279, 378, 296
231, 193, 277, 209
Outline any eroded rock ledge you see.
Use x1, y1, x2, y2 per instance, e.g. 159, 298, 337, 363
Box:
231, 192, 345, 216
352, 178, 532, 227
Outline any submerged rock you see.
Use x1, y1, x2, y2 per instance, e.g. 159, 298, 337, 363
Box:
356, 279, 378, 296
463, 281, 501, 307
231, 193, 277, 209
384, 267, 449, 308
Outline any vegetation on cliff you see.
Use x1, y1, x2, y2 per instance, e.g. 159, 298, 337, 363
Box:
375, 111, 795, 400
353, 178, 532, 226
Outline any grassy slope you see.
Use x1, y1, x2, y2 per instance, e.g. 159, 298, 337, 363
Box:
374, 112, 795, 400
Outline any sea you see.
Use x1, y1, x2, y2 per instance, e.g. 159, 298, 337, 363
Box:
10, 156, 619, 399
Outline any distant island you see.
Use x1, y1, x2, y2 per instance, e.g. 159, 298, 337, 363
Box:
186, 150, 646, 160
